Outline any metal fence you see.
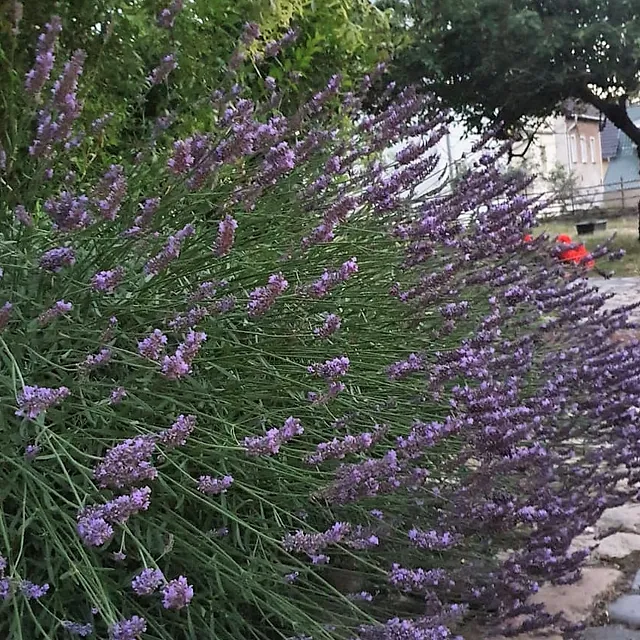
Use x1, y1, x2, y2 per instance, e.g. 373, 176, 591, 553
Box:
522, 179, 640, 219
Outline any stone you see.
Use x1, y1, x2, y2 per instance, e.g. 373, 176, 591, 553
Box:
529, 567, 623, 623
583, 627, 640, 640
596, 504, 640, 536
608, 594, 640, 628
488, 634, 563, 640
633, 569, 640, 593
569, 532, 600, 561
598, 532, 640, 559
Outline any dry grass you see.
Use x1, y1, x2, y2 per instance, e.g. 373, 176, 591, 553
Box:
538, 215, 640, 277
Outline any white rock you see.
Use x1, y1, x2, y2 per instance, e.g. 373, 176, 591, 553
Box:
598, 532, 640, 559
529, 567, 623, 623
596, 504, 640, 536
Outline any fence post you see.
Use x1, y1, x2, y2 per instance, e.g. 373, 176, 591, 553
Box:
621, 177, 625, 212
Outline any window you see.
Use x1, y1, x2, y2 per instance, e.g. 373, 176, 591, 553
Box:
590, 136, 596, 163
570, 134, 578, 164
580, 135, 587, 163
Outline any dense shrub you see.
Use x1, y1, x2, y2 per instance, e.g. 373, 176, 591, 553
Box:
0, 0, 392, 152
0, 9, 638, 640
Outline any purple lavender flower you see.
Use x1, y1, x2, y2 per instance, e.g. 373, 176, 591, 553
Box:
197, 475, 234, 495
243, 417, 303, 456
148, 54, 178, 85
305, 429, 384, 465
259, 142, 296, 184
39, 247, 76, 272
132, 568, 165, 595
76, 511, 114, 547
24, 16, 62, 96
14, 205, 33, 226
38, 299, 72, 326
160, 414, 196, 447
30, 49, 86, 157
157, 0, 183, 28
93, 436, 157, 489
161, 330, 206, 379
162, 575, 193, 610
0, 579, 10, 601
282, 522, 351, 555
214, 215, 238, 257
407, 528, 458, 550
16, 385, 69, 419
211, 295, 236, 314
82, 348, 112, 371
78, 487, 152, 547
188, 280, 225, 302
144, 224, 194, 276
240, 21, 261, 45
0, 302, 13, 332
308, 356, 350, 380
44, 192, 91, 231
94, 164, 127, 221
91, 267, 124, 294
61, 621, 93, 637
313, 313, 341, 339
109, 387, 127, 405
303, 257, 358, 298
167, 136, 196, 174
138, 329, 168, 361
247, 273, 288, 317
386, 353, 424, 380
24, 444, 41, 460
130, 197, 160, 230
20, 580, 49, 599
307, 381, 346, 405
109, 615, 147, 640
90, 112, 114, 134
167, 306, 209, 331
348, 591, 373, 602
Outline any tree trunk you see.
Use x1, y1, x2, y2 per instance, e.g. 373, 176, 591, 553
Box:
579, 89, 640, 240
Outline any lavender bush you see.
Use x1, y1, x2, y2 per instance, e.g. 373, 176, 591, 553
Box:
0, 11, 638, 640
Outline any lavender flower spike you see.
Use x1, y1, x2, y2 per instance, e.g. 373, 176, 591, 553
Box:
38, 300, 72, 326
93, 436, 157, 489
39, 247, 75, 272
157, 0, 184, 28
20, 580, 49, 599
138, 329, 168, 361
0, 302, 13, 332
16, 385, 70, 419
247, 273, 288, 317
148, 54, 178, 85
160, 414, 196, 447
61, 621, 93, 637
92, 267, 124, 294
197, 474, 234, 495
162, 575, 194, 610
109, 615, 147, 640
214, 214, 238, 257
24, 16, 62, 97
132, 568, 165, 595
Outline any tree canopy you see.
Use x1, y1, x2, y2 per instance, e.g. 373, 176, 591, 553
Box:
381, 0, 640, 150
